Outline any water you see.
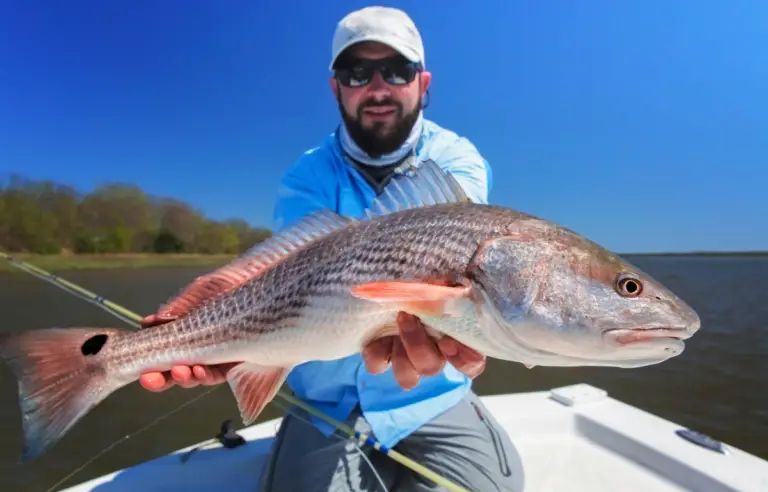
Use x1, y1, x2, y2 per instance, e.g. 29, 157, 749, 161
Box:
0, 257, 766, 491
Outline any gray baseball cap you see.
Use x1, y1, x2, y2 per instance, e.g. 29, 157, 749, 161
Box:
329, 7, 425, 70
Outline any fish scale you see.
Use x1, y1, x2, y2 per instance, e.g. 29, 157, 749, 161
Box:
0, 160, 701, 462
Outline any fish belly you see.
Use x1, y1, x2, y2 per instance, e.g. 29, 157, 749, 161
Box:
189, 300, 396, 369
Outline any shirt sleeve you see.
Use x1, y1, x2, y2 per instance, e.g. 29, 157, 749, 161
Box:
434, 135, 493, 205
271, 156, 332, 234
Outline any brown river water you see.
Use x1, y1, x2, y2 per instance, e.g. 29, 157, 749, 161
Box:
0, 256, 766, 491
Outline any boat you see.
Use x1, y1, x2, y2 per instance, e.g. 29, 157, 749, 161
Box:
60, 383, 767, 492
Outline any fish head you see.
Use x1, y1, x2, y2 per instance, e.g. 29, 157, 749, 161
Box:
467, 223, 701, 368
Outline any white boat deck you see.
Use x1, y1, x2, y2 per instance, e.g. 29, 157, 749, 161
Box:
62, 384, 768, 492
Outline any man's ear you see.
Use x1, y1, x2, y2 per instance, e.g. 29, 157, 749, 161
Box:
329, 76, 339, 96
419, 71, 432, 96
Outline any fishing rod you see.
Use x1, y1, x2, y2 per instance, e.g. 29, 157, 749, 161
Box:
0, 251, 468, 492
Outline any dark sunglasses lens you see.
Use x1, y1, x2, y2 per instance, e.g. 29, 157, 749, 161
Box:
381, 64, 418, 85
337, 66, 373, 87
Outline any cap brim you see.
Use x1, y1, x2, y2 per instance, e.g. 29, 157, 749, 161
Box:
329, 35, 422, 70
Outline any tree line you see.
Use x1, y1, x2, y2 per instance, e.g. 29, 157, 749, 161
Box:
0, 174, 272, 255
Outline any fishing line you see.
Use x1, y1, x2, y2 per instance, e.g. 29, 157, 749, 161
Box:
268, 398, 390, 492
0, 252, 469, 492
0, 252, 142, 328
42, 386, 220, 492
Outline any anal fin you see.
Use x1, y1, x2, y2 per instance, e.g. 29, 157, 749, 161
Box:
226, 363, 290, 426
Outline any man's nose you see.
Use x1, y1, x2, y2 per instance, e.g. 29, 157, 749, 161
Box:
366, 71, 392, 97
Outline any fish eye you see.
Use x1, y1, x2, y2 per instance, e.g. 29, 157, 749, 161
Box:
615, 273, 643, 297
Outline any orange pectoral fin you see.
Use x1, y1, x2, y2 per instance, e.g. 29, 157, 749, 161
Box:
350, 281, 472, 317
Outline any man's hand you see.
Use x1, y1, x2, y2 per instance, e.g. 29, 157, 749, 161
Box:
362, 312, 486, 390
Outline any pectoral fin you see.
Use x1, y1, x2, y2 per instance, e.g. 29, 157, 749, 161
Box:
351, 281, 473, 318
226, 363, 290, 426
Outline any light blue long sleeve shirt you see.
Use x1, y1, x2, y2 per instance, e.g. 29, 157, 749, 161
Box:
271, 118, 492, 448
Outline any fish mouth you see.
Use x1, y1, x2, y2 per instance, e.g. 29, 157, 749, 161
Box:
604, 327, 692, 345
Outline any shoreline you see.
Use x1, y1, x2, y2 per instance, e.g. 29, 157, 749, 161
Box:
621, 251, 768, 258
1, 250, 766, 274
0, 253, 237, 274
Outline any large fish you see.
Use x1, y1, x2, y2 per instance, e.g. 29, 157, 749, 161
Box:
0, 161, 701, 461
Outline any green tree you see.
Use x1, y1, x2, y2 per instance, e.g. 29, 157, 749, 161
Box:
0, 173, 271, 255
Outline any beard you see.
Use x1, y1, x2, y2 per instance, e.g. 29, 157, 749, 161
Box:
338, 94, 422, 158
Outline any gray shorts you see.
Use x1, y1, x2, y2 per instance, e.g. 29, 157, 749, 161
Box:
258, 391, 522, 492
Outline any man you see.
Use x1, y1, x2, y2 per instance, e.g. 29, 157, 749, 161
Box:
139, 7, 518, 492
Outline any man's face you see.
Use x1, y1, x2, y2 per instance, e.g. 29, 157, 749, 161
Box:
330, 42, 432, 157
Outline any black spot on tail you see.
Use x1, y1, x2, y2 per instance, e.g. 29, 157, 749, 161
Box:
81, 334, 108, 356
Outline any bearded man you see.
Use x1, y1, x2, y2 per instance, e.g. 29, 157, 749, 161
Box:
139, 7, 517, 492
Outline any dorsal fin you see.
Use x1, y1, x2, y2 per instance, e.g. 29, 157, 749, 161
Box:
239, 209, 355, 263
364, 160, 471, 219
151, 161, 469, 321
153, 209, 356, 320
235, 160, 468, 272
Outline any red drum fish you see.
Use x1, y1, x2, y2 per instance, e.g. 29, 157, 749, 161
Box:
0, 161, 701, 461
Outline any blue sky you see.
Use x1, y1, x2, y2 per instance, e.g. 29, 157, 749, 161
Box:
1, 1, 765, 253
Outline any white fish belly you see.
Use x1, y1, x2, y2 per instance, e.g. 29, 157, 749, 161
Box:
208, 295, 397, 368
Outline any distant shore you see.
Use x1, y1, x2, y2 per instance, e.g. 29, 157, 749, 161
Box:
622, 251, 768, 257
0, 253, 237, 274
1, 250, 765, 275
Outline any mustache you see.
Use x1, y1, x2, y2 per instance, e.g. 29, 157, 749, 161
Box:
360, 99, 403, 110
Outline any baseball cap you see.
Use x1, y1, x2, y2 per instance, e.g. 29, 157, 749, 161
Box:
329, 6, 425, 70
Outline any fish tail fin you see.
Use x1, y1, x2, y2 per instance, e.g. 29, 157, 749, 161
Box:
0, 327, 127, 462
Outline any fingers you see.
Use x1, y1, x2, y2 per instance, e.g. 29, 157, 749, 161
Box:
438, 337, 486, 379
362, 337, 393, 375
390, 338, 420, 390
195, 362, 237, 385
139, 371, 174, 392
170, 364, 232, 388
396, 312, 445, 377
387, 312, 446, 390
137, 366, 199, 391
139, 362, 235, 392
362, 312, 486, 391
192, 365, 220, 386
170, 366, 198, 389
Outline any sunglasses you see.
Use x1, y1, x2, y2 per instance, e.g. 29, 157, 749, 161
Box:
334, 57, 423, 88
